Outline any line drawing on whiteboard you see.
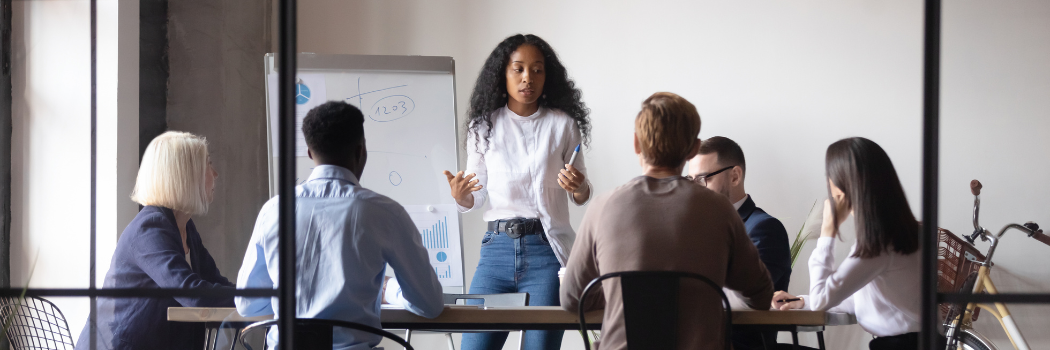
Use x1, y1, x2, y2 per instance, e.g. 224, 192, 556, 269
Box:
388, 171, 403, 186
370, 95, 415, 122
348, 77, 416, 122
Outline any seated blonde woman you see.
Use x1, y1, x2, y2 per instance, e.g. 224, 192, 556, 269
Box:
75, 131, 234, 350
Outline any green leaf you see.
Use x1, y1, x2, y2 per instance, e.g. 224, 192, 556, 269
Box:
790, 200, 818, 268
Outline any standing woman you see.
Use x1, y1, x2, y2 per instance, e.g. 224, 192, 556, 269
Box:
444, 34, 591, 350
771, 137, 943, 350
75, 131, 234, 350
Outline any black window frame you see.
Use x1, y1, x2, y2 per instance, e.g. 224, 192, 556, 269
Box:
0, 1, 1047, 350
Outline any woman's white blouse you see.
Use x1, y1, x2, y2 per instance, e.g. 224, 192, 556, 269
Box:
457, 106, 590, 265
802, 237, 922, 337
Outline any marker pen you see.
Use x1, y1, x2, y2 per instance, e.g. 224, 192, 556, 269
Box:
568, 144, 581, 167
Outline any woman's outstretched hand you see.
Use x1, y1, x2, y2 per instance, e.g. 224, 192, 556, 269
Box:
444, 170, 482, 208
771, 291, 804, 311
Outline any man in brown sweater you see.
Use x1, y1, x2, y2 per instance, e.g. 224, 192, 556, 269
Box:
560, 92, 774, 350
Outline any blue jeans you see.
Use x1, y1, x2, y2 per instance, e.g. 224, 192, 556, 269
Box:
460, 231, 564, 350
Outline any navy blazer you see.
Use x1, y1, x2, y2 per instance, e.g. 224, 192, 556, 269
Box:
737, 196, 792, 293
75, 206, 234, 350
732, 196, 794, 350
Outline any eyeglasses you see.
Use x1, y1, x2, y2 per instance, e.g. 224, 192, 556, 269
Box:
686, 165, 734, 187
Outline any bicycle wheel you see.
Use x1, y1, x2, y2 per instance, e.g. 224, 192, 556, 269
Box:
950, 330, 997, 350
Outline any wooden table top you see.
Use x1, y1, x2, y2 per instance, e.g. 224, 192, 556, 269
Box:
169, 306, 855, 330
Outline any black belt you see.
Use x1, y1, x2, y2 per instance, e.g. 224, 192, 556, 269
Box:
487, 218, 544, 239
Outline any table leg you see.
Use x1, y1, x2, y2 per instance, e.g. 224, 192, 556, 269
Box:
445, 333, 456, 350
791, 330, 800, 350
404, 329, 412, 350
817, 331, 826, 350
203, 326, 216, 350
230, 327, 240, 350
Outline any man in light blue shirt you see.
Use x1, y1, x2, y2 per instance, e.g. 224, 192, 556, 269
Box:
236, 101, 444, 350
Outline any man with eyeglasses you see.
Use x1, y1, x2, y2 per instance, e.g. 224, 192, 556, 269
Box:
688, 136, 792, 350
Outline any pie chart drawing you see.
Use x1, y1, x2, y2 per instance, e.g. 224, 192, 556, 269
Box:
296, 82, 311, 105
389, 171, 402, 186
436, 252, 447, 262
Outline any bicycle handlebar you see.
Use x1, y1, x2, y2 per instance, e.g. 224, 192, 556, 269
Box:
970, 179, 982, 196
1031, 230, 1050, 247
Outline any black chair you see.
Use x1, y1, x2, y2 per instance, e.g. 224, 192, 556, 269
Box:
577, 271, 732, 350
0, 296, 75, 350
239, 318, 414, 350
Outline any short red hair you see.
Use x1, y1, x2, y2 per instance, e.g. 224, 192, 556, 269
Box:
635, 92, 701, 168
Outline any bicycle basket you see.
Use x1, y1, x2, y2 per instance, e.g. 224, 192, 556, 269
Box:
938, 228, 985, 321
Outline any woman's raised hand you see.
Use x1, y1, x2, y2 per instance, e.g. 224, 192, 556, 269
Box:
558, 164, 586, 194
821, 197, 851, 238
444, 170, 482, 208
771, 291, 805, 311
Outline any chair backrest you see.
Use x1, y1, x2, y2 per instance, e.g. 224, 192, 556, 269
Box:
578, 271, 731, 350
442, 293, 528, 307
239, 318, 414, 350
0, 296, 75, 350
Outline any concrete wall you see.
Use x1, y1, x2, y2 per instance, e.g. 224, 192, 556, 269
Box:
290, 1, 1050, 349
166, 0, 271, 280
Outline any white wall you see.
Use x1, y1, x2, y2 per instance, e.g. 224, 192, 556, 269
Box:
295, 1, 1050, 349
939, 0, 1050, 346
11, 0, 138, 337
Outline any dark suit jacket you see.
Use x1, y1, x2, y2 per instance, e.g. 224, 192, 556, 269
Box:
74, 206, 234, 350
733, 195, 793, 350
737, 196, 792, 292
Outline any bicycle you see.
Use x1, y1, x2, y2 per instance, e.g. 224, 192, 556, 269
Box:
942, 180, 1050, 350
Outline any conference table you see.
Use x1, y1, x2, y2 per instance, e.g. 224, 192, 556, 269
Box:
169, 306, 855, 350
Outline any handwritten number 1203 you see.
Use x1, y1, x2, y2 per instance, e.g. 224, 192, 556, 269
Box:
376, 101, 408, 116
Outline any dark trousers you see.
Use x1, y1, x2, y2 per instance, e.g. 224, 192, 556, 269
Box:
869, 332, 947, 350
731, 327, 777, 350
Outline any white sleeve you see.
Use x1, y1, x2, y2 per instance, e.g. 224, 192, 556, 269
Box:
563, 123, 590, 206
457, 132, 488, 213
384, 278, 403, 305
799, 293, 855, 314
806, 237, 887, 311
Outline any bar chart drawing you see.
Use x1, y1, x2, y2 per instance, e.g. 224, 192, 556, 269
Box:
404, 204, 463, 289
419, 216, 449, 249
434, 264, 452, 279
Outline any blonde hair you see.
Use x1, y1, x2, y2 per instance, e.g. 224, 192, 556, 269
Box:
131, 131, 211, 215
635, 92, 702, 168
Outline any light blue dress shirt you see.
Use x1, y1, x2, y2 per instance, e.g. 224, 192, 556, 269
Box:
236, 165, 444, 350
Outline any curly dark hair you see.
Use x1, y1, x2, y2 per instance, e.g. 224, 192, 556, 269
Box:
302, 101, 365, 160
466, 34, 591, 153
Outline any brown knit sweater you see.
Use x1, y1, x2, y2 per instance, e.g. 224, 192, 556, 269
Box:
560, 176, 774, 350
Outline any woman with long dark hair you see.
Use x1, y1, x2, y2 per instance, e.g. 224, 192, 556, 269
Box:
772, 137, 929, 350
443, 34, 591, 350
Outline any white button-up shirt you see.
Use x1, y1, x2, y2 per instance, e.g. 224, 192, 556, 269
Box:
803, 237, 922, 337
236, 165, 444, 350
458, 106, 590, 265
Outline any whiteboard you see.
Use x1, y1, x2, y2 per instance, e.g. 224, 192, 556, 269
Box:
264, 54, 464, 290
